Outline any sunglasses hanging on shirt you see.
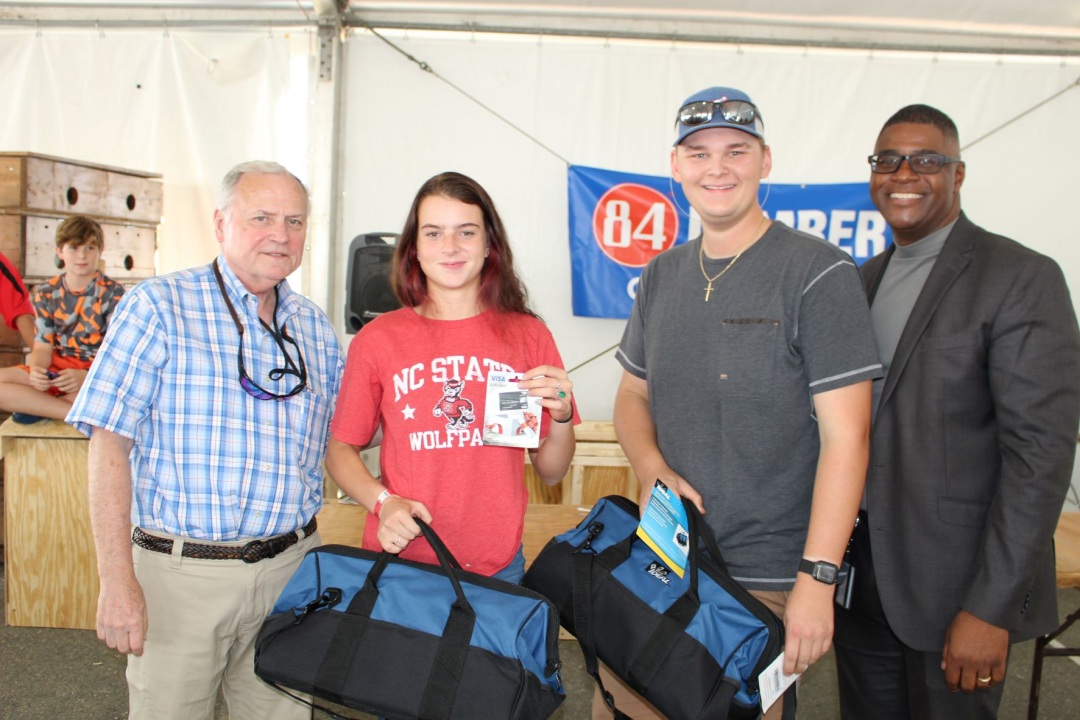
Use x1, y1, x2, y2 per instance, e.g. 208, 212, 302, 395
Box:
212, 259, 308, 401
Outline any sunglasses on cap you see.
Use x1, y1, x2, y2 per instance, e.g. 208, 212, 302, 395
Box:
676, 99, 760, 128
868, 152, 962, 175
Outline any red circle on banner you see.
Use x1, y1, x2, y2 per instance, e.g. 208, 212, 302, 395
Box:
592, 183, 679, 268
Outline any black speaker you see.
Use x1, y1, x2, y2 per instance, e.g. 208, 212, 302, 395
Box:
345, 232, 400, 334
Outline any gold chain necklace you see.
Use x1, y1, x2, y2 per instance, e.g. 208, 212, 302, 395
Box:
698, 216, 768, 302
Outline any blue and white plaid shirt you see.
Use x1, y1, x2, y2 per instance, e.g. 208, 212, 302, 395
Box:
68, 258, 344, 541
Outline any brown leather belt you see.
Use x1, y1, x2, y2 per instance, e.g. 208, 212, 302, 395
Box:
132, 517, 317, 563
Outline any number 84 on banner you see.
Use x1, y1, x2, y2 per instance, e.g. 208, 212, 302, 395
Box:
592, 183, 681, 268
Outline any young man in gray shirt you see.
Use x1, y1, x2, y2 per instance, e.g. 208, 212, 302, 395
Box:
598, 86, 882, 719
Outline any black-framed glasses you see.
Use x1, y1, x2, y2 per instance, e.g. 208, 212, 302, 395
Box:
868, 152, 962, 175
212, 259, 307, 401
677, 99, 761, 129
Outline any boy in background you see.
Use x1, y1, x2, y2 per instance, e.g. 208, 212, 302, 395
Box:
0, 216, 125, 422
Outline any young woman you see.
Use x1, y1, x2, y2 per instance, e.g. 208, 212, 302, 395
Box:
326, 172, 576, 582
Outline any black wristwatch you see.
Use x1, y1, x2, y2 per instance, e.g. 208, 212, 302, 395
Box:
798, 559, 839, 585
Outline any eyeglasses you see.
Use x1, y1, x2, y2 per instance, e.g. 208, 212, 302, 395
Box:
212, 259, 308, 401
868, 153, 962, 175
677, 99, 761, 129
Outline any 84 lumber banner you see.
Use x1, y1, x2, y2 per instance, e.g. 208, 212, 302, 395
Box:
568, 164, 891, 319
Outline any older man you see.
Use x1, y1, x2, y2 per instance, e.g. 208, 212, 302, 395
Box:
69, 161, 344, 720
833, 105, 1080, 719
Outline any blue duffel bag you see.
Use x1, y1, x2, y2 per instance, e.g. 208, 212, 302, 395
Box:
254, 519, 565, 720
523, 494, 792, 720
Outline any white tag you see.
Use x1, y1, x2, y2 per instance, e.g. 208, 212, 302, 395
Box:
758, 652, 800, 713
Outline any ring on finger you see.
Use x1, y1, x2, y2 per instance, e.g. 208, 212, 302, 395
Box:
977, 675, 991, 684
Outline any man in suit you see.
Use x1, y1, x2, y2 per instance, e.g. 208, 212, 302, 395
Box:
832, 104, 1080, 719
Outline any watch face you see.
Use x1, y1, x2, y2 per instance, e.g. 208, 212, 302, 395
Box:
801, 558, 839, 584
814, 564, 838, 584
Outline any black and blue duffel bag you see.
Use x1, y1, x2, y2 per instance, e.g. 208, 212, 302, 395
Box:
523, 494, 790, 720
254, 519, 564, 720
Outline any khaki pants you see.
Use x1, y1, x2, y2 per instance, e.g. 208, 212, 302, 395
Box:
127, 528, 318, 720
592, 589, 791, 720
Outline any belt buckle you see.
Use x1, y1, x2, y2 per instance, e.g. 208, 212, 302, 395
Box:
241, 539, 270, 563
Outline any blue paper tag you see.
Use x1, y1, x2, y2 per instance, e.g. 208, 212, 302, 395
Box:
636, 479, 690, 578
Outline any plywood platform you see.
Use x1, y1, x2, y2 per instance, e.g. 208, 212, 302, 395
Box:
1, 418, 95, 629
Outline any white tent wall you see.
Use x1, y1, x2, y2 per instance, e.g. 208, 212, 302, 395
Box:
0, 27, 314, 277
338, 30, 1080, 418
0, 20, 1076, 496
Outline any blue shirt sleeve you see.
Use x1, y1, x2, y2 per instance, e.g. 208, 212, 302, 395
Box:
67, 288, 168, 439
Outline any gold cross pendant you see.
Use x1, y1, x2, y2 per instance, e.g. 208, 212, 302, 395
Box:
705, 280, 714, 302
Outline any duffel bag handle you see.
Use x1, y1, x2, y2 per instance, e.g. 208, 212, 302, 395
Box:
413, 518, 477, 720
619, 496, 738, 706
683, 496, 730, 576
576, 495, 717, 718
415, 517, 465, 571
317, 518, 477, 720
593, 494, 721, 601
344, 517, 470, 616
625, 496, 707, 691
595, 494, 728, 586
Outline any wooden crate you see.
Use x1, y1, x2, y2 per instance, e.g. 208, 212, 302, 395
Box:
525, 420, 639, 505
0, 152, 162, 286
0, 152, 163, 224
20, 215, 157, 283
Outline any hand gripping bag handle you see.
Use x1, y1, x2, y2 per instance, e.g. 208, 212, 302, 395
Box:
314, 518, 475, 720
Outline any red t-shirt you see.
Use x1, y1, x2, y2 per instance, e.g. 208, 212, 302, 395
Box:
0, 252, 33, 333
331, 308, 569, 576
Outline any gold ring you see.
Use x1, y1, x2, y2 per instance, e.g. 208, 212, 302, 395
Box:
977, 676, 991, 683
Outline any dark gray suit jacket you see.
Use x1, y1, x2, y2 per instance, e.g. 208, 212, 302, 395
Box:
862, 212, 1080, 652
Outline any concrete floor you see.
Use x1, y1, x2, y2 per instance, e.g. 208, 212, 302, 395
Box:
1, 573, 1078, 719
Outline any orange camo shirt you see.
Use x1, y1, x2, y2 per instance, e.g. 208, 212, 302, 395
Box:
32, 271, 126, 361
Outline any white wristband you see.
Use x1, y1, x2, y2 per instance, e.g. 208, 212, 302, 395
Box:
373, 489, 392, 517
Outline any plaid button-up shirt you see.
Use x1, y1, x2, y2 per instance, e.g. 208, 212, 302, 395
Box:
68, 258, 344, 541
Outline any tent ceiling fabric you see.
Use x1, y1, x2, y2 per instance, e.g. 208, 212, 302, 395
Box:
0, 1, 328, 27
345, 1, 1080, 55
3, 1, 1079, 55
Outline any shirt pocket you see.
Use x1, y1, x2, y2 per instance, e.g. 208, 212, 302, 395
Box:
286, 388, 333, 476
717, 318, 781, 399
